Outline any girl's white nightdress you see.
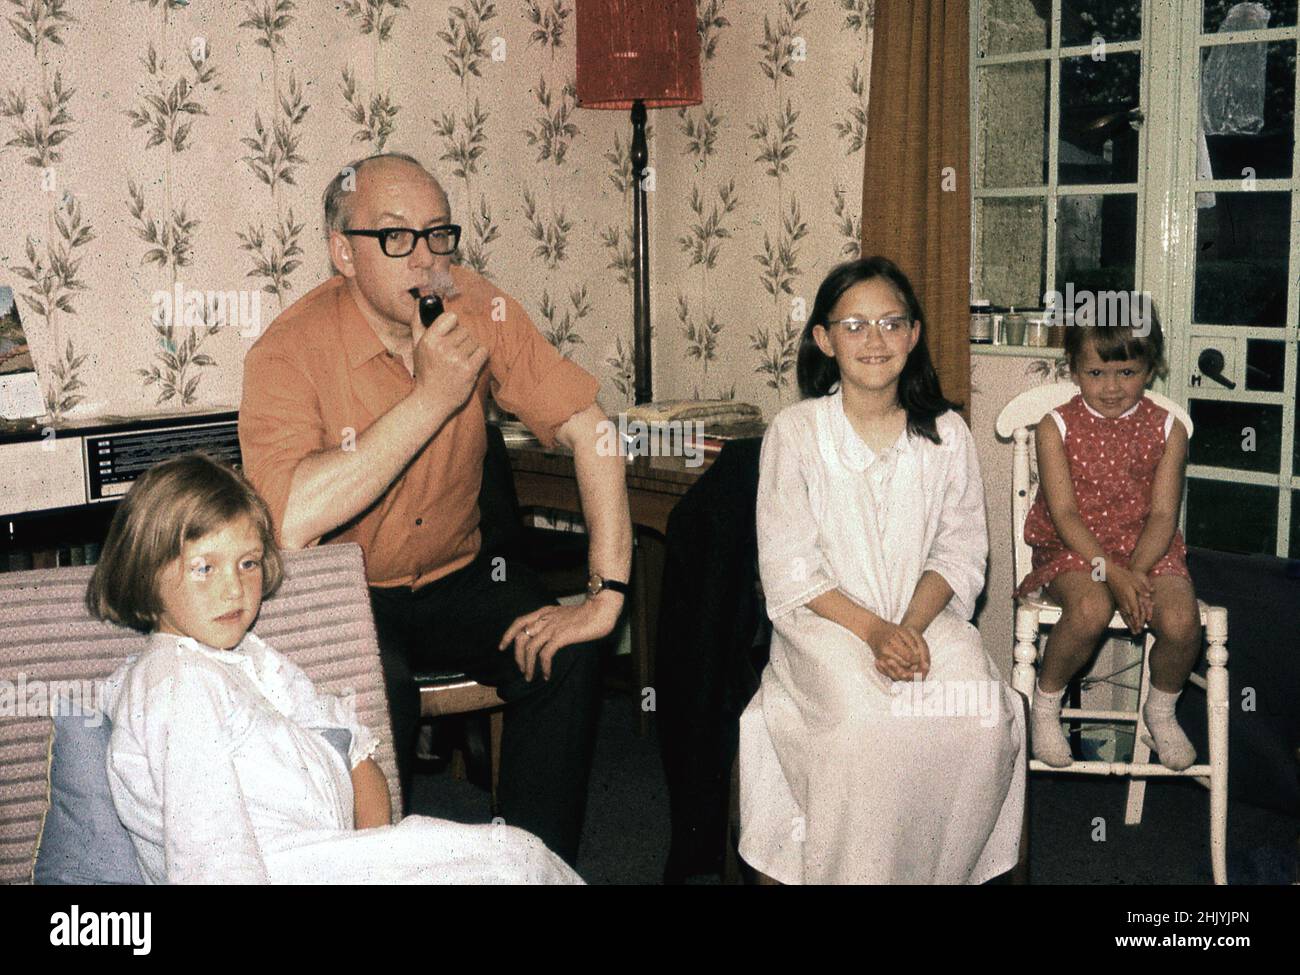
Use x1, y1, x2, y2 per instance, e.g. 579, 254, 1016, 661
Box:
739, 392, 1025, 884
106, 632, 581, 884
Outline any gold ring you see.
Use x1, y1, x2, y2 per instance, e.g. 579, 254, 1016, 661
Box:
524, 626, 533, 637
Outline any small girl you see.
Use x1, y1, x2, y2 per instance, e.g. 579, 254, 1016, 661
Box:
1016, 307, 1202, 771
88, 452, 579, 884
739, 257, 1024, 884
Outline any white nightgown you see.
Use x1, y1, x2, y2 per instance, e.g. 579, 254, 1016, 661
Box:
739, 392, 1025, 884
106, 632, 581, 884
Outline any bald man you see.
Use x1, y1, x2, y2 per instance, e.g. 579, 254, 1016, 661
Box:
238, 152, 632, 864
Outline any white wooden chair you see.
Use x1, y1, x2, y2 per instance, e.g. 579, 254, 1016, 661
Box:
995, 382, 1230, 884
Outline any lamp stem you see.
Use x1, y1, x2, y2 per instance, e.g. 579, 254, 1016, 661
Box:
630, 98, 652, 405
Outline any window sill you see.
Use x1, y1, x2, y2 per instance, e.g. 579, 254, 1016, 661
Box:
970, 344, 1065, 359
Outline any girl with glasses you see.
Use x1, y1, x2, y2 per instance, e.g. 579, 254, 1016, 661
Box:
738, 256, 1024, 884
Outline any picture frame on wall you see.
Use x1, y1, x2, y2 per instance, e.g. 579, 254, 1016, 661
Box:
0, 285, 46, 420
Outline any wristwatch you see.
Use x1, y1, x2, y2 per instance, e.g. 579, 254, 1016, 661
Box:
587, 572, 630, 598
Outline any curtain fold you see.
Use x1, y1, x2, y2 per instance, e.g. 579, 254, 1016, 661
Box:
861, 0, 971, 417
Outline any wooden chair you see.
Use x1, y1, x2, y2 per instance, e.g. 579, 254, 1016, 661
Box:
414, 671, 504, 809
995, 383, 1230, 884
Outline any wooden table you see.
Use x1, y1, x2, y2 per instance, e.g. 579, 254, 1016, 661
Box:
506, 442, 714, 731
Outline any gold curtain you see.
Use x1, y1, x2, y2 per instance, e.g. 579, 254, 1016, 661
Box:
861, 0, 971, 417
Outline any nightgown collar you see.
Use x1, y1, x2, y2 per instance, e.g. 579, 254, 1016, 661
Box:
147, 630, 263, 662
828, 389, 913, 473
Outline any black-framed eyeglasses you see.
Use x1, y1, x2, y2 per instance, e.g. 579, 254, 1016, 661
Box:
343, 224, 462, 257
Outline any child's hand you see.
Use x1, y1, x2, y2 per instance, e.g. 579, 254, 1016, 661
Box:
1134, 570, 1155, 625
1105, 566, 1153, 634
865, 620, 930, 682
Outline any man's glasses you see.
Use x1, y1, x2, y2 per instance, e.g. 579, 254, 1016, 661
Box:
343, 224, 462, 257
827, 315, 913, 338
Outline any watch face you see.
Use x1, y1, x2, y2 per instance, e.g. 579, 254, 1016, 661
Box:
587, 573, 602, 596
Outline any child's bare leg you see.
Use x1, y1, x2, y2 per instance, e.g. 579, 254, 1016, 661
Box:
1041, 572, 1115, 691
1031, 572, 1114, 766
1142, 575, 1201, 770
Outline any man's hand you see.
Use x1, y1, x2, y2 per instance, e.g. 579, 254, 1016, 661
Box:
864, 619, 931, 682
408, 300, 488, 415
1105, 564, 1152, 634
499, 595, 622, 681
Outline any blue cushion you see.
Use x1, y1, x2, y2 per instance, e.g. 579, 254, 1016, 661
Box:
317, 727, 352, 768
33, 711, 145, 885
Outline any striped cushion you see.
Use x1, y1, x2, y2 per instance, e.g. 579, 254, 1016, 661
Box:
0, 542, 398, 885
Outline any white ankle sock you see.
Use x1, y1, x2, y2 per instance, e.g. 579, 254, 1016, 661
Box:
1031, 682, 1072, 767
1143, 685, 1196, 771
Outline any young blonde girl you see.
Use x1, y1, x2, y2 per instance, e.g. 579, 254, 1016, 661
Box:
1016, 310, 1202, 771
88, 452, 579, 884
739, 257, 1024, 884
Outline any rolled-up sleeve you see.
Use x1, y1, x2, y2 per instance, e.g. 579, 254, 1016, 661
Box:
238, 345, 327, 537
756, 413, 837, 620
922, 417, 989, 621
487, 292, 598, 447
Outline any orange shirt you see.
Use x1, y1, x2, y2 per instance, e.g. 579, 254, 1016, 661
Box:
238, 266, 598, 588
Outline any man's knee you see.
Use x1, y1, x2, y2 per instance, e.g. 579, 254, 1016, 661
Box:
503, 639, 600, 703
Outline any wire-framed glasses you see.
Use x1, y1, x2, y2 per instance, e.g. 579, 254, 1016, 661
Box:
826, 315, 913, 338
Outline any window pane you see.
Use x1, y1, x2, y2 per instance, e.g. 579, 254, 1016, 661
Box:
1056, 193, 1137, 296
1246, 339, 1285, 391
1204, 0, 1296, 34
1193, 191, 1290, 326
1185, 477, 1277, 554
977, 61, 1049, 188
979, 0, 1050, 56
1062, 0, 1141, 47
1188, 399, 1283, 472
1201, 41, 1295, 180
975, 197, 1046, 308
1059, 52, 1141, 185
1291, 491, 1300, 558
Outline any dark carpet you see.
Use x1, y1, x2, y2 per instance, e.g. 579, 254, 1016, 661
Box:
409, 689, 1298, 885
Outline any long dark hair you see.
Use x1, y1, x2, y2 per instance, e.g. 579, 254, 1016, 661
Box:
797, 256, 959, 444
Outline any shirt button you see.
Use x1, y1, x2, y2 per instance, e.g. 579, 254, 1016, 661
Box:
415, 517, 423, 526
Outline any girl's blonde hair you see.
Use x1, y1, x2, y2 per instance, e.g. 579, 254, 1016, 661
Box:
86, 452, 283, 631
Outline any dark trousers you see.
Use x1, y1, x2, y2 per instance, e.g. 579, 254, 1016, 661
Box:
369, 551, 601, 865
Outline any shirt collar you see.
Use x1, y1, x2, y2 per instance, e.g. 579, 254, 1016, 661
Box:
1081, 396, 1141, 420
331, 278, 393, 371
336, 267, 473, 371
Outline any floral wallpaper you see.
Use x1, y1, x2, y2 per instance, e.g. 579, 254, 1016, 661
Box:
1, 0, 873, 421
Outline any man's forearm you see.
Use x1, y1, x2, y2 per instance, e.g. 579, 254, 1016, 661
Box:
280, 392, 454, 548
559, 405, 632, 585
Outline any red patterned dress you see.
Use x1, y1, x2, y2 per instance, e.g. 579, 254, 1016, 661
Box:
1015, 393, 1190, 597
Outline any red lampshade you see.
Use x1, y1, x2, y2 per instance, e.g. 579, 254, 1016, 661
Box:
576, 0, 703, 110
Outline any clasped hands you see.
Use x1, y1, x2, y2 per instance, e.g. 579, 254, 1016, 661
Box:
499, 593, 622, 681
864, 618, 931, 683
1104, 563, 1154, 634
